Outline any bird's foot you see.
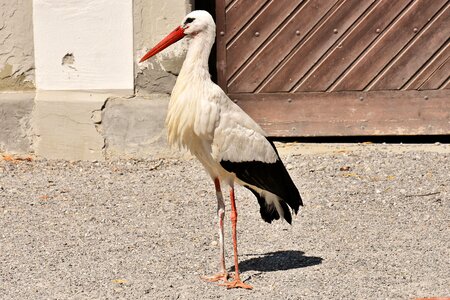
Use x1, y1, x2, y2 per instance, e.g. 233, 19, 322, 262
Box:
219, 278, 253, 290
201, 272, 229, 283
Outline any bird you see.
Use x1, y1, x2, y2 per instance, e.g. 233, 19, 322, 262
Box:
139, 10, 302, 290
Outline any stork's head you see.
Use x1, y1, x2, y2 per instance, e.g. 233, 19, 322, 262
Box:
182, 10, 215, 36
139, 10, 215, 63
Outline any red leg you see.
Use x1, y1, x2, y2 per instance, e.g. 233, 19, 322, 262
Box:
201, 178, 229, 283
220, 185, 253, 290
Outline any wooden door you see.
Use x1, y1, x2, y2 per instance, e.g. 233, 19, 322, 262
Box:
216, 0, 450, 136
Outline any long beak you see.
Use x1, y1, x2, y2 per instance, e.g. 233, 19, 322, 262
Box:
139, 26, 186, 63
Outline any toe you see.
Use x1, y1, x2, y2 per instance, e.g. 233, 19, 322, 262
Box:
201, 273, 229, 283
220, 279, 253, 290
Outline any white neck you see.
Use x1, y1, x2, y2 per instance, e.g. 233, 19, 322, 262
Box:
179, 29, 215, 80
166, 22, 216, 149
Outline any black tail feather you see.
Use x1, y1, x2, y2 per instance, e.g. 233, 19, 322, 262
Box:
246, 186, 293, 224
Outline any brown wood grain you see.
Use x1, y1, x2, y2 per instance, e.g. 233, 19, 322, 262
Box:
331, 0, 448, 91
226, 0, 300, 81
294, 0, 411, 92
259, 0, 374, 93
441, 77, 450, 89
217, 0, 450, 137
229, 90, 450, 136
404, 42, 450, 90
225, 0, 269, 44
369, 3, 450, 90
227, 0, 337, 93
225, 0, 234, 8
420, 57, 450, 90
216, 0, 227, 90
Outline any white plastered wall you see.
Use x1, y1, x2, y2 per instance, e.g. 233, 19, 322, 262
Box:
33, 0, 134, 91
5, 0, 191, 159
31, 0, 135, 160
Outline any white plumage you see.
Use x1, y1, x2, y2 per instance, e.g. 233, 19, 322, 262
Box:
166, 11, 277, 176
140, 10, 302, 290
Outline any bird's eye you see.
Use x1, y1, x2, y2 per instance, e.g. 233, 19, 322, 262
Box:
184, 17, 195, 24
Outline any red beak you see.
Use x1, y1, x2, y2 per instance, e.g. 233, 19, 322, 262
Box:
139, 26, 186, 63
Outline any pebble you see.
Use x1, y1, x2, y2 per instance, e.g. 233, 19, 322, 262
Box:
0, 146, 448, 299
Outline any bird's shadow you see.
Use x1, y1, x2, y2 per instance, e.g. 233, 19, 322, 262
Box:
230, 250, 323, 273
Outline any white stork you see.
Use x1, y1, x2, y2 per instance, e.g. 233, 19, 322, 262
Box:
139, 10, 302, 290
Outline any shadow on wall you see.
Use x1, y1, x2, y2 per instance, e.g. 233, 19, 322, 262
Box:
194, 0, 217, 83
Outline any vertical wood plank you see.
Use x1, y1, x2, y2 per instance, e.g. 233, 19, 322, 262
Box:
216, 0, 227, 91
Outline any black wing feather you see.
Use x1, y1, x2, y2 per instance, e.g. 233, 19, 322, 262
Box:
220, 140, 302, 222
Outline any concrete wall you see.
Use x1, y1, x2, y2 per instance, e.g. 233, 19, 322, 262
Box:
102, 94, 172, 159
0, 0, 35, 90
134, 0, 191, 95
0, 0, 193, 160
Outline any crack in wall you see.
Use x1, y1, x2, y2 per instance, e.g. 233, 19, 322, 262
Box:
91, 97, 111, 156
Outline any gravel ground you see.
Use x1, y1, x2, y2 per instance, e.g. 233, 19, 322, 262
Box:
1, 143, 449, 299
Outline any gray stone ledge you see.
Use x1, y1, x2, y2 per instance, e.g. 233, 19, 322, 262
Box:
102, 94, 178, 160
0, 91, 184, 160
